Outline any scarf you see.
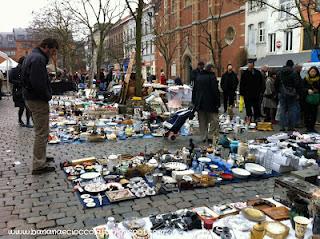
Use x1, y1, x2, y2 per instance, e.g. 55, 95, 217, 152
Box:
305, 75, 320, 85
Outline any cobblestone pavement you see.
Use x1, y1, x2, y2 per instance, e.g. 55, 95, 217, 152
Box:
0, 99, 279, 239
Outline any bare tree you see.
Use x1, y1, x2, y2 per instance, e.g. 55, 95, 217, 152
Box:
154, 16, 187, 81
249, 0, 320, 48
31, 1, 79, 73
124, 0, 146, 96
62, 0, 124, 87
199, 1, 231, 76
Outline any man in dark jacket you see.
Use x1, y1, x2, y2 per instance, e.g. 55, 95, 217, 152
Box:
22, 38, 59, 175
240, 59, 264, 122
221, 64, 238, 113
192, 64, 220, 144
191, 61, 204, 86
275, 60, 301, 131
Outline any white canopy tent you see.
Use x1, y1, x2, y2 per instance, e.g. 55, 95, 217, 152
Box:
0, 51, 18, 94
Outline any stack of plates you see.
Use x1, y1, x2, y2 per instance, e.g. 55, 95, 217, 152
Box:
245, 163, 266, 175
231, 168, 251, 178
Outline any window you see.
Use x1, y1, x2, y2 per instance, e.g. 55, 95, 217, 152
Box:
302, 28, 320, 50
150, 40, 153, 54
248, 0, 256, 11
185, 0, 192, 8
7, 35, 14, 42
258, 22, 265, 43
279, 0, 292, 19
285, 31, 293, 51
146, 41, 149, 55
248, 24, 255, 46
269, 33, 276, 52
145, 22, 148, 35
130, 29, 133, 40
171, 0, 175, 13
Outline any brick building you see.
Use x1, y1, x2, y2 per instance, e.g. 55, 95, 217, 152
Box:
105, 19, 126, 69
155, 0, 245, 83
0, 28, 38, 63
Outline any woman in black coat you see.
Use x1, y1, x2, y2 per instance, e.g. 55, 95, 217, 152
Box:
9, 56, 32, 127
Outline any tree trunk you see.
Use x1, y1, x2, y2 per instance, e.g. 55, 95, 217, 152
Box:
217, 49, 222, 77
135, 1, 144, 97
165, 59, 171, 81
96, 33, 105, 82
89, 39, 96, 89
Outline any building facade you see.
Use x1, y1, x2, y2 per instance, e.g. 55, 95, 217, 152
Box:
122, 4, 156, 79
105, 19, 126, 70
0, 28, 38, 63
155, 0, 245, 83
245, 0, 302, 62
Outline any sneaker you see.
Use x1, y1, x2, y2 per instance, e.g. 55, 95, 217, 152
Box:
32, 166, 55, 175
19, 121, 26, 127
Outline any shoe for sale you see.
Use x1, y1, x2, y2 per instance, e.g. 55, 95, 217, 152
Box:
46, 157, 54, 163
32, 166, 55, 175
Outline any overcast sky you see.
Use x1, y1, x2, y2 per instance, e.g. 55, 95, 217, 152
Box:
0, 0, 130, 32
0, 0, 50, 32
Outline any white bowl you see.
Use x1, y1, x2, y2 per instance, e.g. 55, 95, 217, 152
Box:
232, 168, 251, 178
245, 163, 266, 175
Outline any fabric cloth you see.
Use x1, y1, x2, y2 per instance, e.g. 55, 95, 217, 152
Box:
198, 111, 219, 142
192, 70, 220, 113
26, 100, 49, 170
22, 47, 52, 102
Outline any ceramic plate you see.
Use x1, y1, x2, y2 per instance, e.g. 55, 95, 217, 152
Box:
164, 162, 188, 171
86, 202, 96, 208
80, 172, 101, 180
162, 176, 177, 184
84, 183, 108, 193
130, 177, 144, 183
135, 192, 146, 198
80, 194, 91, 199
83, 198, 94, 203
245, 163, 266, 175
232, 168, 251, 178
198, 157, 211, 163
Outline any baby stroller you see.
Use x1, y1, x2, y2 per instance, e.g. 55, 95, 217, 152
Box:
163, 107, 195, 140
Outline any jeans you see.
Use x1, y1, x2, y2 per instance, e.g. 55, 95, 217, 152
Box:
279, 95, 298, 129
